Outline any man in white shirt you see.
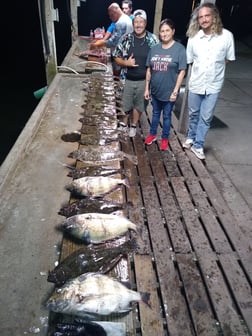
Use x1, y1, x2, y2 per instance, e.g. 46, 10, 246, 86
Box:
183, 2, 235, 160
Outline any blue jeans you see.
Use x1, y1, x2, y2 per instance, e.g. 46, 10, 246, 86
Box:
150, 97, 175, 139
187, 91, 219, 148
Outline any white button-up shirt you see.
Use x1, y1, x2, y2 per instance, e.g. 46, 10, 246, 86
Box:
187, 28, 235, 94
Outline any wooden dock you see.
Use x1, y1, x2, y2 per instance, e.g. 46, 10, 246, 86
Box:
48, 68, 252, 335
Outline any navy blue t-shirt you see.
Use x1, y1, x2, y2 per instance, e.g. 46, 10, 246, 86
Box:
146, 41, 187, 101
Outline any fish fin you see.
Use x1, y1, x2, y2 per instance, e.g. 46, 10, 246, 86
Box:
123, 177, 130, 188
120, 281, 132, 289
100, 255, 122, 274
140, 292, 151, 308
123, 153, 138, 165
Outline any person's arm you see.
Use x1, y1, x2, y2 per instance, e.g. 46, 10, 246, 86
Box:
114, 54, 137, 67
170, 69, 186, 101
144, 67, 151, 100
104, 22, 115, 41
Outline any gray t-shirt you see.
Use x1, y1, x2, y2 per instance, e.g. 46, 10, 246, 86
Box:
146, 41, 186, 101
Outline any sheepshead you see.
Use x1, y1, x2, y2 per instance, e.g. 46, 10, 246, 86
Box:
68, 148, 138, 165
79, 134, 118, 146
58, 198, 125, 217
52, 321, 107, 336
67, 176, 129, 197
60, 212, 138, 244
47, 239, 136, 286
47, 273, 150, 318
79, 117, 117, 129
67, 165, 120, 179
52, 321, 125, 336
80, 125, 118, 137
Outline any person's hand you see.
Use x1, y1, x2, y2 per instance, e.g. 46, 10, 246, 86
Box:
126, 53, 138, 67
144, 89, 150, 100
89, 39, 104, 48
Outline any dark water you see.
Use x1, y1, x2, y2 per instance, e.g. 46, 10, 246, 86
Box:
0, 0, 251, 165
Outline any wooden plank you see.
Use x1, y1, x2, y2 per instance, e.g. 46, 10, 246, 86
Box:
121, 132, 152, 255
218, 253, 252, 334
206, 157, 252, 241
131, 137, 195, 335
134, 254, 165, 335
200, 177, 252, 281
170, 177, 213, 253
176, 254, 220, 335
185, 178, 234, 253
198, 253, 250, 336
146, 147, 192, 253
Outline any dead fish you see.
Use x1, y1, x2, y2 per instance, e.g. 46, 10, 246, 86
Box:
61, 131, 81, 143
60, 212, 138, 244
51, 321, 106, 336
58, 198, 125, 217
79, 137, 117, 146
68, 148, 138, 165
47, 239, 136, 286
80, 125, 118, 136
67, 166, 120, 179
67, 176, 129, 197
79, 117, 117, 129
79, 133, 118, 146
52, 321, 126, 336
47, 273, 151, 318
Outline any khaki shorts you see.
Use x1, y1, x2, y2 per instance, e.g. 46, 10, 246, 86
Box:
123, 79, 148, 114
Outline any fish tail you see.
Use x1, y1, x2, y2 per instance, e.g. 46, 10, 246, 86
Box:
140, 292, 151, 308
123, 177, 130, 188
122, 238, 138, 253
123, 153, 138, 165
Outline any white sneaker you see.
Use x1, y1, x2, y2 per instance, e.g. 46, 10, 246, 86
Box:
191, 146, 205, 160
129, 126, 136, 137
118, 123, 128, 133
182, 138, 193, 149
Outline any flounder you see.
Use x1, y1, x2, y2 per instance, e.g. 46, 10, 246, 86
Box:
68, 148, 138, 165
47, 239, 136, 286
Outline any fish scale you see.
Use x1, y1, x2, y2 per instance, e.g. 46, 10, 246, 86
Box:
67, 176, 129, 197
61, 212, 138, 244
47, 273, 150, 318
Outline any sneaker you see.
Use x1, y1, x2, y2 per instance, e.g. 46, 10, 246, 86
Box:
160, 139, 169, 151
191, 146, 205, 160
118, 122, 128, 133
145, 134, 157, 145
182, 138, 193, 149
129, 126, 137, 137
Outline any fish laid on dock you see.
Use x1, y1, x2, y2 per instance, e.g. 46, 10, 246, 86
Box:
58, 198, 125, 217
67, 165, 120, 179
52, 320, 126, 336
68, 148, 138, 165
47, 273, 151, 319
60, 212, 138, 244
67, 176, 129, 198
47, 239, 136, 286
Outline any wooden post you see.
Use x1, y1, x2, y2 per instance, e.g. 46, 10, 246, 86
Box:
177, 65, 191, 134
37, 0, 58, 85
70, 0, 78, 41
153, 0, 164, 35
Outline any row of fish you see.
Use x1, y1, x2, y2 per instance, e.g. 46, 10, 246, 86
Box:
47, 71, 147, 335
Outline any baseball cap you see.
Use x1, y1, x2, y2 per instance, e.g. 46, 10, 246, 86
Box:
133, 9, 147, 21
